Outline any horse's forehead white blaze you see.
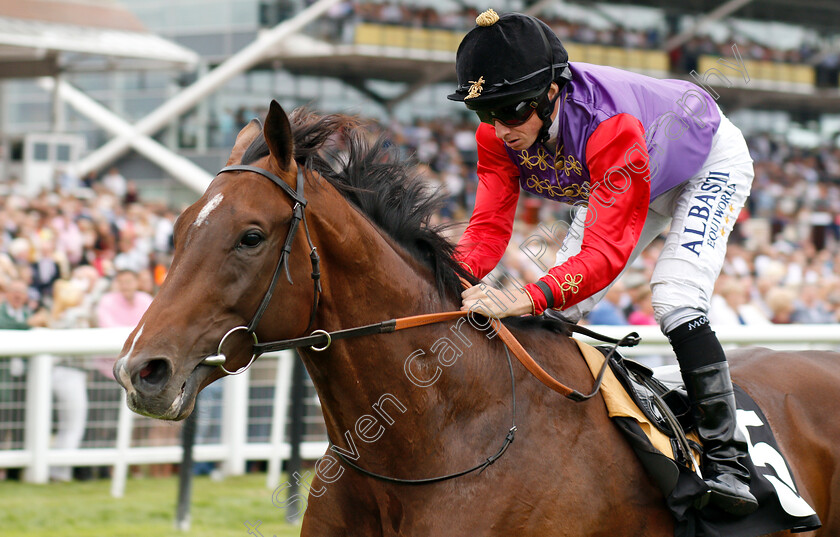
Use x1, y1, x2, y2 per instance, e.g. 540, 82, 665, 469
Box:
193, 193, 224, 228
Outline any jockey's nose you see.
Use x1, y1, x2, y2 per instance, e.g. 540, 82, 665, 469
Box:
130, 357, 174, 397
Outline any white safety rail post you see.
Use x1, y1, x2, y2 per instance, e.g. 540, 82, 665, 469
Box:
23, 354, 53, 483
266, 351, 295, 489
222, 369, 251, 476
111, 391, 135, 498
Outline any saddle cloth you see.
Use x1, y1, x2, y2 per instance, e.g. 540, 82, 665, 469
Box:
572, 339, 821, 537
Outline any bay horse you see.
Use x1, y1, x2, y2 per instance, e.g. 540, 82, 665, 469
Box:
114, 101, 840, 536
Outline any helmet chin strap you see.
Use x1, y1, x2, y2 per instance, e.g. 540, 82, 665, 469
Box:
536, 66, 572, 144
536, 91, 562, 144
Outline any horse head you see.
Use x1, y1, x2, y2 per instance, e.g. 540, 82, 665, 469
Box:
114, 101, 318, 420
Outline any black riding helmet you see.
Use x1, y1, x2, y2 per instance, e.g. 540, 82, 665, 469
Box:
448, 10, 572, 143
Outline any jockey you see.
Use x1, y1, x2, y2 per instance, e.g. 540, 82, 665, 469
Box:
450, 10, 758, 516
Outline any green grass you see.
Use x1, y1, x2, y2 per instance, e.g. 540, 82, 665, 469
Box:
0, 473, 303, 537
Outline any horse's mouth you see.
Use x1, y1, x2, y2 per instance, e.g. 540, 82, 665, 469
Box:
124, 362, 217, 421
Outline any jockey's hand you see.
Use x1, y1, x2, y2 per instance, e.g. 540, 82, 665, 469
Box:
460, 284, 533, 319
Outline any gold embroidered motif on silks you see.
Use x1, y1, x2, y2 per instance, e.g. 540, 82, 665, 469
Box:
554, 145, 584, 176
525, 177, 590, 201
518, 147, 551, 171
526, 175, 563, 198
550, 273, 584, 309
465, 76, 485, 100
561, 273, 583, 294
511, 141, 589, 203
559, 182, 590, 200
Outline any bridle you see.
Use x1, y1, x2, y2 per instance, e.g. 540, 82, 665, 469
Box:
201, 164, 322, 375
199, 161, 640, 485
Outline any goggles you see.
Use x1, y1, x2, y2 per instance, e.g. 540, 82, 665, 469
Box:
466, 87, 550, 127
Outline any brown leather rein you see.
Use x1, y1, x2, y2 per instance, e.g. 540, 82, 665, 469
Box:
253, 309, 640, 402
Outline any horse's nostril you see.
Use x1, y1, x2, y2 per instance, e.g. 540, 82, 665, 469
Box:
132, 358, 172, 392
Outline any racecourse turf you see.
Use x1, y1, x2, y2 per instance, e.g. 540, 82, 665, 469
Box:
0, 473, 302, 537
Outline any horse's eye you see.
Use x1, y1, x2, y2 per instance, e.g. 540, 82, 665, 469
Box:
239, 231, 264, 248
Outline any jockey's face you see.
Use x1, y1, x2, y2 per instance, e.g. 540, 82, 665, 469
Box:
493, 82, 560, 151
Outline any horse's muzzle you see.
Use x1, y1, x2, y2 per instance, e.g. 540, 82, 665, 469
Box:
114, 355, 215, 421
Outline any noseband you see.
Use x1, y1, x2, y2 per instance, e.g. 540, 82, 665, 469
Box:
201, 164, 322, 375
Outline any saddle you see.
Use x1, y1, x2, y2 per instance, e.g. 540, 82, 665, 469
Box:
597, 346, 701, 470
572, 339, 821, 537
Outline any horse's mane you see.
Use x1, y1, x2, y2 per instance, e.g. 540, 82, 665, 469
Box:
241, 108, 477, 300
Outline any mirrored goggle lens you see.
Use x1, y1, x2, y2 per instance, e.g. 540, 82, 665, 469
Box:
474, 99, 538, 127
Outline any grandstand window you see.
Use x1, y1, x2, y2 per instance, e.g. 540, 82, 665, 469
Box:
9, 140, 23, 162
56, 144, 72, 162
32, 143, 49, 162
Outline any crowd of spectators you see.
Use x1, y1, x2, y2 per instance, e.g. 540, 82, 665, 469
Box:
0, 168, 176, 481
0, 168, 173, 322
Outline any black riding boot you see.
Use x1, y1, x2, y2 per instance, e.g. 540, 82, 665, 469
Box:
668, 317, 758, 516
684, 362, 758, 516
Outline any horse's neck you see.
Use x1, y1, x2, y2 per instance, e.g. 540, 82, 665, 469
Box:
300, 197, 512, 460
312, 194, 460, 327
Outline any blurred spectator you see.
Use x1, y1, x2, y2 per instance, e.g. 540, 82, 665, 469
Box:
620, 271, 648, 321
585, 282, 628, 325
48, 280, 91, 482
0, 278, 48, 481
30, 232, 64, 305
765, 287, 798, 324
123, 181, 140, 205
55, 168, 82, 194
0, 278, 48, 330
95, 269, 152, 328
93, 268, 170, 478
627, 288, 657, 326
709, 277, 770, 325
102, 168, 127, 200
791, 283, 835, 324
94, 269, 153, 379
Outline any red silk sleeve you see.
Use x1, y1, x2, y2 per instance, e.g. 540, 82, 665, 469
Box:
524, 113, 651, 314
454, 123, 521, 279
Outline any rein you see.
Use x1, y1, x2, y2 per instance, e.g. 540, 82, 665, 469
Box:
201, 161, 640, 485
252, 310, 640, 401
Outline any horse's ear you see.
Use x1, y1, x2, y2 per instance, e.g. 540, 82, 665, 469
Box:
225, 119, 263, 166
264, 100, 294, 171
